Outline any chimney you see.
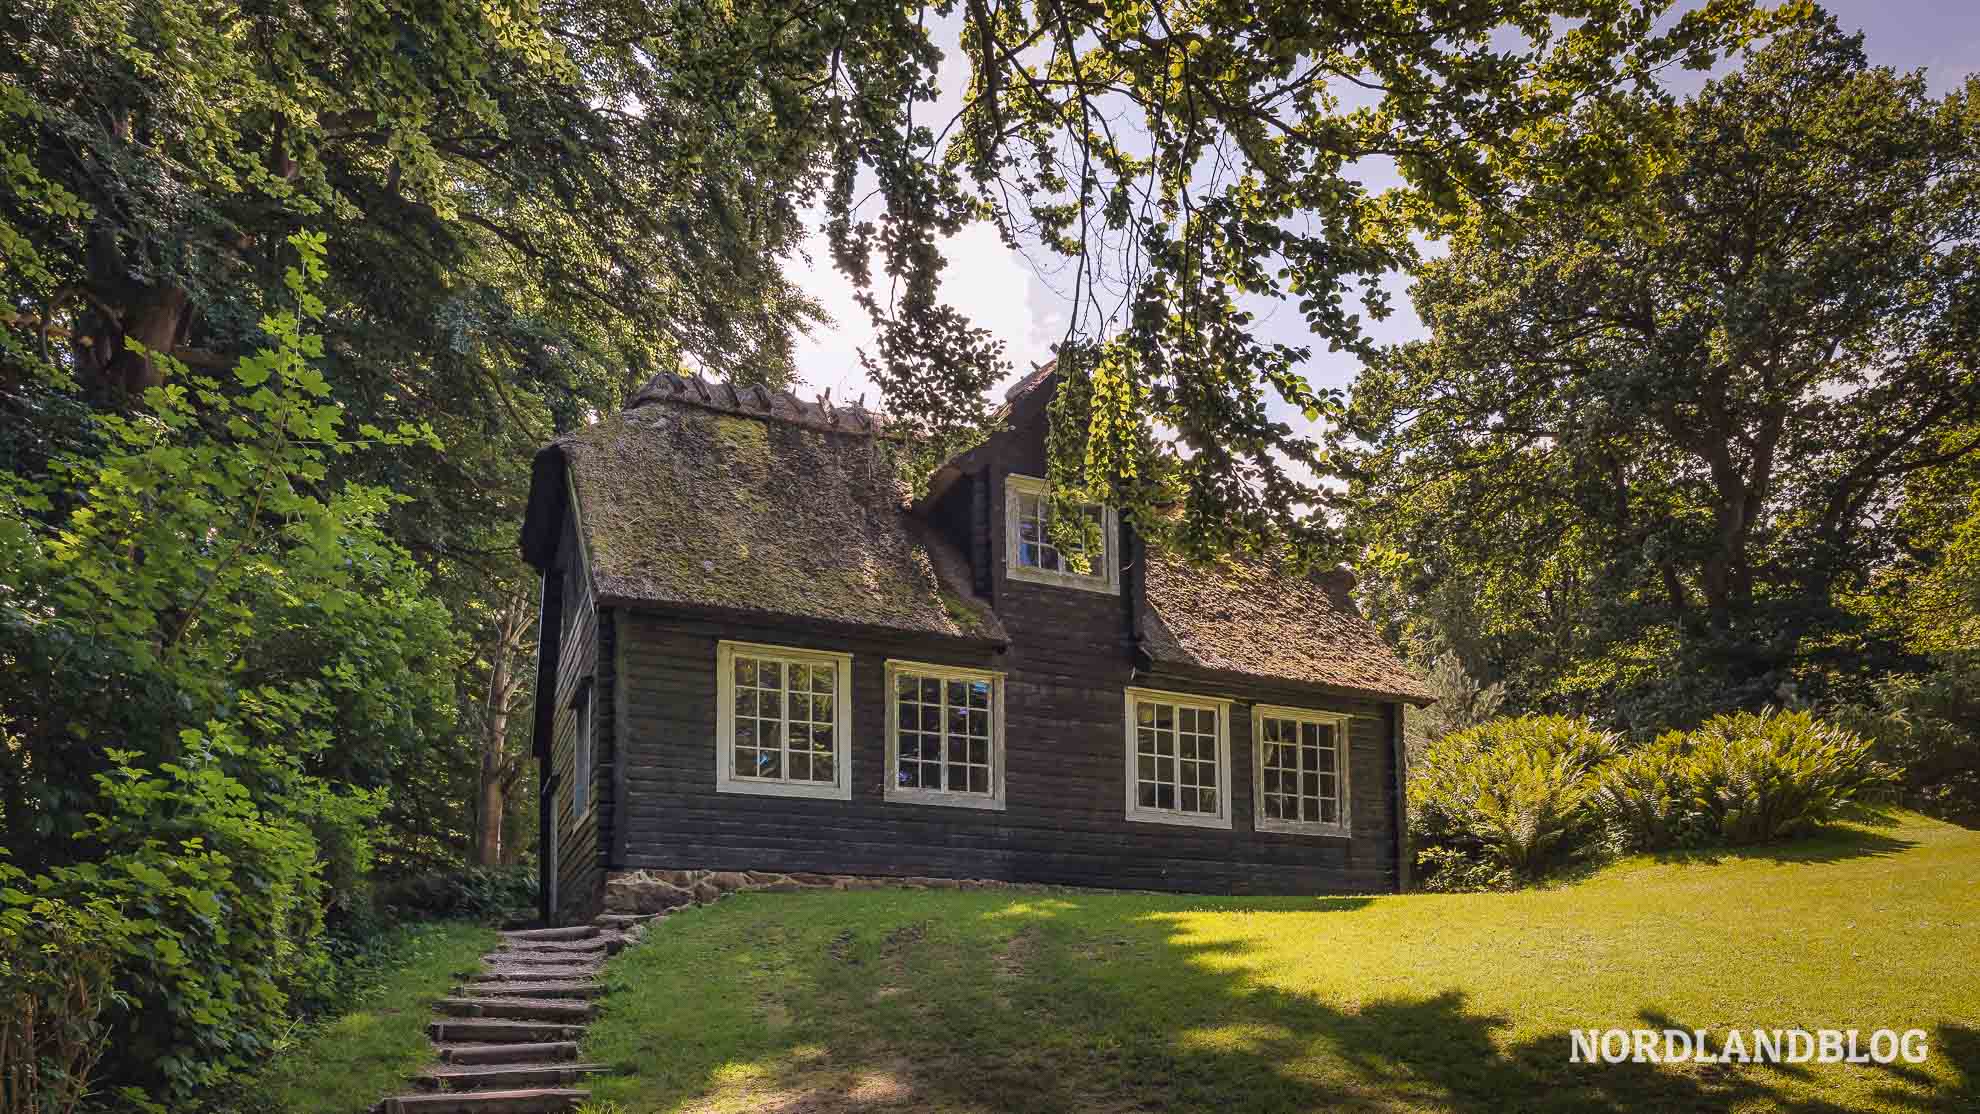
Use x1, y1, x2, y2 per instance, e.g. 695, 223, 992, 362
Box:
1313, 563, 1357, 598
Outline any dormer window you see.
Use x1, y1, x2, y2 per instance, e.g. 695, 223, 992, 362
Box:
1005, 474, 1120, 594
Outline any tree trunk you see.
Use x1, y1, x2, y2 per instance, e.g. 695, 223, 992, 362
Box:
101, 284, 190, 395
476, 752, 506, 866
472, 590, 532, 865
473, 632, 516, 866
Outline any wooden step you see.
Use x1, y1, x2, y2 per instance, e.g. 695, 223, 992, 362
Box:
435, 1041, 580, 1065
471, 964, 599, 983
376, 1087, 588, 1113
499, 925, 599, 943
456, 981, 601, 999
592, 913, 657, 928
497, 937, 607, 955
482, 948, 605, 967
418, 1062, 609, 1090
437, 997, 596, 1023
427, 1018, 588, 1044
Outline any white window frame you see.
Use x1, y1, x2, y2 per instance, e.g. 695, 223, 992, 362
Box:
715, 640, 853, 801
1251, 705, 1352, 837
571, 680, 593, 818
1004, 473, 1120, 594
1122, 687, 1233, 829
883, 660, 1007, 811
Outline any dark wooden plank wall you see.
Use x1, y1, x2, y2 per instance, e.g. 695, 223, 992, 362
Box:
548, 513, 608, 923
614, 608, 1399, 894
593, 376, 1402, 896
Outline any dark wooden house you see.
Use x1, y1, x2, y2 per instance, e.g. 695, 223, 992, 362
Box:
519, 366, 1432, 923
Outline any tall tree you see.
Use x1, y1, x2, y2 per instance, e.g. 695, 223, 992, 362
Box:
853, 0, 1772, 556
1340, 13, 1980, 726
1, 0, 858, 861
468, 585, 536, 866
4, 0, 1782, 856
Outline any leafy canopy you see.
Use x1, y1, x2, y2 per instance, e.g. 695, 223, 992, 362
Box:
0, 234, 459, 1100
818, 0, 1779, 556
1341, 14, 1980, 725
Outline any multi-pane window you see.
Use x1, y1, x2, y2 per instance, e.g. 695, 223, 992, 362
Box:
1006, 475, 1118, 592
1123, 690, 1230, 828
715, 642, 851, 800
886, 662, 1005, 809
1253, 707, 1350, 834
1015, 489, 1103, 574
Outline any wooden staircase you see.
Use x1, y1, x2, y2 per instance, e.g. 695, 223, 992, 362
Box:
372, 914, 657, 1114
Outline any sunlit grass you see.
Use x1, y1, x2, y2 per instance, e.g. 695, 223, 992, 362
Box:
228, 920, 496, 1114
585, 812, 1979, 1112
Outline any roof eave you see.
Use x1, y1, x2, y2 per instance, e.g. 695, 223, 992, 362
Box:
1140, 651, 1436, 707
596, 595, 1010, 651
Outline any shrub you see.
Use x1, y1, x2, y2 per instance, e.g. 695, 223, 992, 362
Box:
1839, 655, 1980, 826
1412, 846, 1519, 894
1409, 716, 1620, 883
378, 866, 538, 924
0, 238, 456, 1105
0, 891, 130, 1114
11, 733, 383, 1108
1681, 709, 1893, 844
1411, 710, 1896, 889
1590, 732, 1701, 853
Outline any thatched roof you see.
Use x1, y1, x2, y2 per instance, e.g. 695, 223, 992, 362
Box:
1139, 551, 1434, 704
522, 369, 1428, 702
521, 375, 1004, 642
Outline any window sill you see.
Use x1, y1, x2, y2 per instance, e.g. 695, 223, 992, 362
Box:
1125, 807, 1233, 831
716, 777, 852, 801
1255, 818, 1351, 838
885, 785, 1006, 811
1008, 563, 1119, 594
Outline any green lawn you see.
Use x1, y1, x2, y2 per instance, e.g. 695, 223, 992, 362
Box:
228, 920, 497, 1114
583, 812, 1979, 1113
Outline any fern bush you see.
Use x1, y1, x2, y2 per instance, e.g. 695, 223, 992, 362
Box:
1681, 709, 1893, 844
1411, 709, 1889, 887
1590, 732, 1700, 852
1409, 716, 1620, 884
1590, 710, 1892, 853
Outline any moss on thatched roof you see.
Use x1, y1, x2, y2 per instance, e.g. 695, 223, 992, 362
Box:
1139, 550, 1433, 704
529, 378, 1003, 642
522, 368, 1427, 700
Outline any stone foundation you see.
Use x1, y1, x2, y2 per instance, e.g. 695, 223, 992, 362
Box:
603, 868, 1045, 914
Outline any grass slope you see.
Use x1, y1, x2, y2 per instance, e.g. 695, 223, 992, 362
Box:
230, 920, 496, 1114
584, 812, 1979, 1113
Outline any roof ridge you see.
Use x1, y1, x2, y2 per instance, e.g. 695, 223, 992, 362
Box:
1002, 358, 1058, 402
627, 372, 895, 438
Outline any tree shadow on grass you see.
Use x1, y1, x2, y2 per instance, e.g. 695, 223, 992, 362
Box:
589, 890, 1969, 1114
1648, 823, 1918, 867
1862, 1025, 1980, 1114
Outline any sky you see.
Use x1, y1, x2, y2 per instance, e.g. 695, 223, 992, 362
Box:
783, 1, 1980, 413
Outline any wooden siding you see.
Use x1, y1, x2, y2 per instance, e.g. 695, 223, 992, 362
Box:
536, 369, 1406, 898
546, 513, 609, 923
614, 607, 1400, 894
